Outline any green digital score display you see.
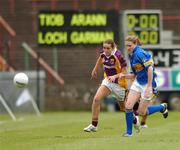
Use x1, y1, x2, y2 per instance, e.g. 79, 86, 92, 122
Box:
38, 11, 119, 46
124, 10, 162, 46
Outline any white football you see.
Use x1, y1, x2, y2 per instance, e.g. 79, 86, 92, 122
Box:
13, 73, 29, 88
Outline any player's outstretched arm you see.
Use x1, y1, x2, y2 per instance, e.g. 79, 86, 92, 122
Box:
123, 73, 135, 79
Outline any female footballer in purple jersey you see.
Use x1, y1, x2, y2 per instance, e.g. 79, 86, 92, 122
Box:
84, 39, 128, 132
114, 35, 168, 137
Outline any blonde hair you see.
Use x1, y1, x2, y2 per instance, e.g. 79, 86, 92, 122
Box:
125, 35, 142, 46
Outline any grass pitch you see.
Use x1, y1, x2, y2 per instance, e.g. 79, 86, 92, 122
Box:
0, 111, 180, 150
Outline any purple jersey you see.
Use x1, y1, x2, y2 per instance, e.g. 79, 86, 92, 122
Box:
100, 48, 127, 88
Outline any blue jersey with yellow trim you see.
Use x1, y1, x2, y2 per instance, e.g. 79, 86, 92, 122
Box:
129, 46, 157, 87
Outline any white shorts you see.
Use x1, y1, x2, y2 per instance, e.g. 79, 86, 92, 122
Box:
101, 78, 125, 101
130, 79, 155, 101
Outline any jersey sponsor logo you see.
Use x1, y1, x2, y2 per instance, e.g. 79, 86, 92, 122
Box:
133, 63, 143, 72
110, 58, 115, 65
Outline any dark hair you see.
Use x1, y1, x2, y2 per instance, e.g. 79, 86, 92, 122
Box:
103, 39, 116, 49
125, 35, 142, 46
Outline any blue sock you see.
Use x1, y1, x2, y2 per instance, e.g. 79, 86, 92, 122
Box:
125, 110, 133, 135
147, 105, 164, 115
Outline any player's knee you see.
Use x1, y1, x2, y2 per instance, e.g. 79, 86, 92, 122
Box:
92, 97, 101, 106
137, 110, 146, 116
125, 101, 133, 110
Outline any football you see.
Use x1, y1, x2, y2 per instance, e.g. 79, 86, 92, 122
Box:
13, 72, 29, 88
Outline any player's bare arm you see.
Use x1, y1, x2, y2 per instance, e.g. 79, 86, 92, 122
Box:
144, 66, 153, 99
120, 73, 135, 79
91, 56, 102, 80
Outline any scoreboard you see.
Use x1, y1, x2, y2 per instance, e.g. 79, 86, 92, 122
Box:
147, 48, 180, 67
122, 10, 162, 47
37, 11, 119, 47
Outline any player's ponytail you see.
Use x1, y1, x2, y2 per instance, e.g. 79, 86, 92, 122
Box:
125, 35, 142, 46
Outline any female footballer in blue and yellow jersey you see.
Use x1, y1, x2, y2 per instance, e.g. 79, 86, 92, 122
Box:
84, 39, 128, 132
119, 35, 168, 137
129, 45, 157, 89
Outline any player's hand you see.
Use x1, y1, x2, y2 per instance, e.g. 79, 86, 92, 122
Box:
108, 75, 116, 82
119, 73, 126, 79
91, 70, 97, 80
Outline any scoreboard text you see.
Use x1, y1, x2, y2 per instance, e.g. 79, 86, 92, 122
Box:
148, 48, 180, 67
38, 11, 119, 46
123, 10, 162, 46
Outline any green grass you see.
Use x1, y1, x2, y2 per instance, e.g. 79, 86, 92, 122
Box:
0, 111, 180, 150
